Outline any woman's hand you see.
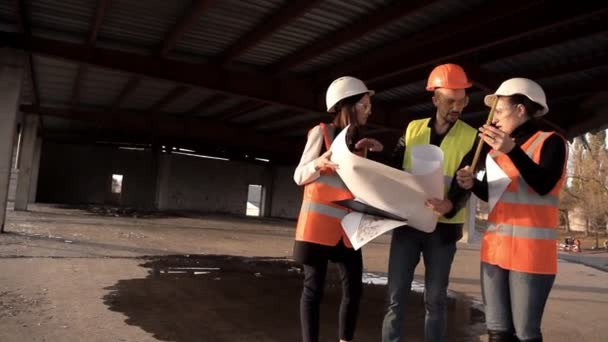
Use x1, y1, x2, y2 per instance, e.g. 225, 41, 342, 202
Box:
314, 150, 339, 171
355, 138, 384, 152
479, 124, 516, 153
456, 166, 474, 190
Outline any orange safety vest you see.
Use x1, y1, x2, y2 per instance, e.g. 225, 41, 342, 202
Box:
295, 123, 355, 248
481, 131, 566, 274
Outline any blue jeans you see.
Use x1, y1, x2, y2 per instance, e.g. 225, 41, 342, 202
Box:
382, 225, 457, 342
481, 262, 555, 341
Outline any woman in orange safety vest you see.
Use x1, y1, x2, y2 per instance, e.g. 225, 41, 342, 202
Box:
456, 78, 567, 342
293, 76, 383, 342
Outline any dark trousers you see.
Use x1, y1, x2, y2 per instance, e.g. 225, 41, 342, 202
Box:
300, 242, 363, 342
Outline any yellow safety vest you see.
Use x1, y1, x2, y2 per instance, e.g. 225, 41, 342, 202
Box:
403, 118, 477, 224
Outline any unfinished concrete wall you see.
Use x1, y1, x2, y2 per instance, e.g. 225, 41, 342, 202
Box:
37, 142, 157, 208
158, 155, 302, 218
160, 157, 302, 218
270, 165, 302, 219
36, 142, 304, 218
159, 154, 270, 215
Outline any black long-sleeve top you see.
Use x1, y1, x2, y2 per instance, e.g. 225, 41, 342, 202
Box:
471, 119, 567, 201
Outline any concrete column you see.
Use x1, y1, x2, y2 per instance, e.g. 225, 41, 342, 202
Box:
14, 114, 40, 211
7, 128, 21, 202
13, 123, 22, 170
260, 165, 276, 217
0, 49, 25, 232
29, 135, 42, 202
154, 148, 171, 210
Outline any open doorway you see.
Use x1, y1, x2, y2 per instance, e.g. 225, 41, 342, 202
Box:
111, 174, 123, 194
109, 174, 123, 205
246, 184, 263, 217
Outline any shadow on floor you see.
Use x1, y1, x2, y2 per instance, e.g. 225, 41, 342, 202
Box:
103, 255, 485, 342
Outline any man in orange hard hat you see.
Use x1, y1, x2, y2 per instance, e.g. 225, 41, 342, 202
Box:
382, 63, 479, 342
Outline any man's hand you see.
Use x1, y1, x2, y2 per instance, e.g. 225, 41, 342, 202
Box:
456, 166, 474, 190
425, 198, 454, 216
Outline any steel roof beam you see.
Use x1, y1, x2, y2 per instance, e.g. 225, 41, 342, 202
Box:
4, 32, 321, 112
159, 0, 215, 57
218, 0, 322, 64
212, 101, 267, 121
20, 104, 293, 156
245, 109, 294, 127
270, 0, 436, 74
387, 58, 608, 121
70, 0, 112, 109
110, 1, 215, 115
186, 93, 230, 116
109, 76, 141, 112
14, 0, 39, 106
313, 0, 542, 83
316, 1, 606, 89
146, 85, 190, 113
370, 9, 607, 92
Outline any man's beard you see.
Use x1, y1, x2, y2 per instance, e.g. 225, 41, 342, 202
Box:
444, 111, 460, 123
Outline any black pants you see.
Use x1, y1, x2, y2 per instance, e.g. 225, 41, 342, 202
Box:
300, 242, 363, 342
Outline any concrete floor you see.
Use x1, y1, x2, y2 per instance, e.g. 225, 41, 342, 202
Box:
0, 203, 606, 341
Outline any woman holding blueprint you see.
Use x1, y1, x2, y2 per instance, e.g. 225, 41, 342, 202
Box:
456, 78, 567, 342
293, 76, 383, 342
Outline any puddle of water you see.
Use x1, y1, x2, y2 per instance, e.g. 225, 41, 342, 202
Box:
104, 255, 485, 342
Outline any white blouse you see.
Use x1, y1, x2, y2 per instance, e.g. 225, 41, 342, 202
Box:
293, 125, 324, 186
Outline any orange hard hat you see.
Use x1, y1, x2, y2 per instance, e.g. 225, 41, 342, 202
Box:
426, 63, 472, 91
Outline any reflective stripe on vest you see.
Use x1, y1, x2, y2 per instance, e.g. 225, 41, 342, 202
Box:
403, 118, 477, 224
482, 131, 566, 274
295, 123, 354, 248
498, 190, 559, 207
486, 223, 557, 240
300, 200, 349, 220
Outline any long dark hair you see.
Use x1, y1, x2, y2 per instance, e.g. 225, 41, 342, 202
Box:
332, 93, 367, 150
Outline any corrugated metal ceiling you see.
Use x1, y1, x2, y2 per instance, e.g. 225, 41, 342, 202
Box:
293, 0, 485, 73
79, 66, 131, 108
1, 0, 605, 160
177, 0, 283, 58
99, 0, 186, 49
34, 55, 78, 106
29, 0, 96, 41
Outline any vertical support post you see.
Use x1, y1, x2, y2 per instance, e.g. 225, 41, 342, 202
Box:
29, 135, 42, 202
14, 113, 40, 211
0, 49, 25, 232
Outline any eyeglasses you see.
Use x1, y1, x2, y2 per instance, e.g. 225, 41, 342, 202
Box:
355, 102, 372, 112
437, 95, 469, 107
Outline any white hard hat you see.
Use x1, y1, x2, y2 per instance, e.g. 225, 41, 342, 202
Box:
325, 76, 374, 113
484, 78, 548, 117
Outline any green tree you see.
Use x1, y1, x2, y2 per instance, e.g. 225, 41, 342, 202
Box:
566, 131, 608, 248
